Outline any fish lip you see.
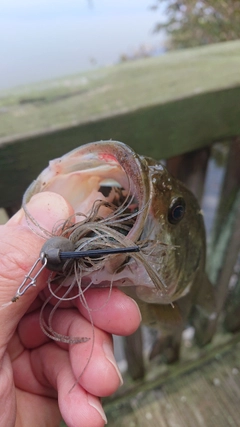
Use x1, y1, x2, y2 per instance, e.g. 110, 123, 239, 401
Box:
60, 269, 179, 305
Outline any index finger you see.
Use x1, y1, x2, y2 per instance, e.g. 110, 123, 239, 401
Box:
75, 288, 142, 336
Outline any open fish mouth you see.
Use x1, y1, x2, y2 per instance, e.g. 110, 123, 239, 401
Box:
24, 141, 150, 241
22, 141, 174, 303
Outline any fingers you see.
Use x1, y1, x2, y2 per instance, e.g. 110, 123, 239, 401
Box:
75, 288, 142, 335
13, 342, 106, 427
19, 288, 142, 346
52, 309, 123, 396
0, 192, 73, 349
17, 308, 121, 427
19, 308, 123, 396
35, 344, 107, 427
16, 389, 61, 427
0, 352, 16, 427
17, 288, 142, 398
17, 288, 142, 399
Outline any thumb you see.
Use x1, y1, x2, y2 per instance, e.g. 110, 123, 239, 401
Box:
0, 191, 74, 346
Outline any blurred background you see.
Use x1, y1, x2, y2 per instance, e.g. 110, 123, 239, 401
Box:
1, 3, 240, 425
0, 0, 166, 91
1, 1, 240, 91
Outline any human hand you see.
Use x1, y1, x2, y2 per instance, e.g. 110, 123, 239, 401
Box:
0, 192, 141, 427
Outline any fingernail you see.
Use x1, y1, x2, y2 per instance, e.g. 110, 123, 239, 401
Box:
103, 341, 123, 387
129, 297, 142, 323
87, 394, 107, 424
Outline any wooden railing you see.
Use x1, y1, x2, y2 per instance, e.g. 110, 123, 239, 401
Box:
1, 40, 240, 426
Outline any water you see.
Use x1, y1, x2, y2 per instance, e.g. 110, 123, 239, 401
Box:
0, 0, 166, 91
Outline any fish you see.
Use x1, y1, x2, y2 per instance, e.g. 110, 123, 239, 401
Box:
22, 140, 216, 363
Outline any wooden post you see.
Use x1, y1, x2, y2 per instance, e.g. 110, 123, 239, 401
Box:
166, 147, 210, 203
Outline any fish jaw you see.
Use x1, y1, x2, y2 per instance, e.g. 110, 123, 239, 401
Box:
83, 264, 177, 305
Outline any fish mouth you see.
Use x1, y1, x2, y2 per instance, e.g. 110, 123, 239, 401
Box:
23, 141, 161, 279
24, 141, 150, 242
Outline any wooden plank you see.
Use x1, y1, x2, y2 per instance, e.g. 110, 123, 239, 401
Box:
224, 272, 240, 332
201, 191, 240, 341
207, 139, 240, 287
215, 193, 240, 312
211, 138, 240, 248
104, 336, 240, 427
1, 86, 240, 209
166, 147, 210, 202
1, 40, 240, 142
124, 327, 145, 380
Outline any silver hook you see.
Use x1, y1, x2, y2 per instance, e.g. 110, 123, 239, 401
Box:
12, 256, 48, 302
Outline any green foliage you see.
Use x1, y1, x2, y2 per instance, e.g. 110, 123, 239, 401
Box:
152, 1, 240, 49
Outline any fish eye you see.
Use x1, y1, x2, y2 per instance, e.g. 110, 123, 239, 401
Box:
168, 197, 186, 224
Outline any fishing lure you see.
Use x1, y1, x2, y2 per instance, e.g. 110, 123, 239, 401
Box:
10, 238, 140, 303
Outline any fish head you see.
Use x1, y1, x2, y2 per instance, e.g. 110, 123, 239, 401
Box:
23, 141, 206, 305
134, 156, 206, 304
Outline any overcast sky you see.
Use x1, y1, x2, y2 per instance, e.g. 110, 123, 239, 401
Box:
0, 0, 166, 90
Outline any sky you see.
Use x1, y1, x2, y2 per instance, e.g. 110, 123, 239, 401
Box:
0, 0, 166, 91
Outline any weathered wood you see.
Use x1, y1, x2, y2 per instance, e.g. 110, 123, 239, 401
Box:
1, 87, 240, 209
105, 336, 240, 427
1, 40, 240, 142
215, 194, 240, 313
166, 146, 210, 202
203, 191, 240, 339
221, 186, 240, 332
1, 41, 240, 209
124, 327, 145, 380
190, 274, 217, 347
211, 137, 240, 248
224, 273, 240, 332
207, 139, 240, 288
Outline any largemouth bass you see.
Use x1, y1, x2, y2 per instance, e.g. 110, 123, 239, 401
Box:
23, 140, 216, 363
